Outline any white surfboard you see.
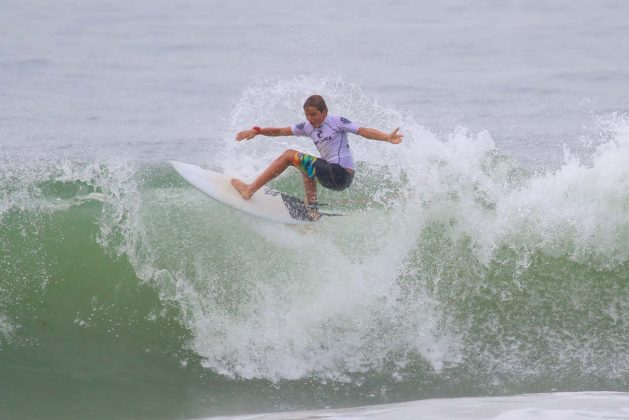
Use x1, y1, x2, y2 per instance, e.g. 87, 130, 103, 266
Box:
170, 161, 339, 224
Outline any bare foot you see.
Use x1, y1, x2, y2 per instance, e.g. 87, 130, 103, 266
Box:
231, 178, 253, 199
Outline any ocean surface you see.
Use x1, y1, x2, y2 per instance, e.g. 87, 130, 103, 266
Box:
1, 0, 629, 419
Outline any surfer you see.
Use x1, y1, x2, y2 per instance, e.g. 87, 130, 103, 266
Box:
231, 95, 403, 219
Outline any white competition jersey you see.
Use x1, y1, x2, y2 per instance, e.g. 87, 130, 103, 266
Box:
291, 115, 359, 169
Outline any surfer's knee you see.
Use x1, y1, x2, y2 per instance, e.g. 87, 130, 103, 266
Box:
283, 149, 298, 161
283, 149, 302, 167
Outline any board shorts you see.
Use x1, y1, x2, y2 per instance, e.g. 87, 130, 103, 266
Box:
292, 152, 354, 191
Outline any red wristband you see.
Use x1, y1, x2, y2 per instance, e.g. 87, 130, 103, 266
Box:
253, 126, 262, 134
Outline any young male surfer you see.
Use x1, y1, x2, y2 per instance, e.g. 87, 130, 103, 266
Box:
231, 95, 403, 219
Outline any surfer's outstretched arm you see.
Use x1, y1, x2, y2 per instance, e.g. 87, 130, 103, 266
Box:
357, 127, 403, 144
236, 127, 293, 141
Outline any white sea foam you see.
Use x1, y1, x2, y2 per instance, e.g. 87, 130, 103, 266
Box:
0, 314, 15, 347
204, 392, 629, 420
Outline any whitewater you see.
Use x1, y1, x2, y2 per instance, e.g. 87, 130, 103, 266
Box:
2, 1, 629, 419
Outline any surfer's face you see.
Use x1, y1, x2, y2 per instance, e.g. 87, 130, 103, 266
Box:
304, 106, 327, 128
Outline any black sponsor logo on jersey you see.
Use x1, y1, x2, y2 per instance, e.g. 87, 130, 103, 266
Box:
296, 122, 305, 130
340, 117, 352, 124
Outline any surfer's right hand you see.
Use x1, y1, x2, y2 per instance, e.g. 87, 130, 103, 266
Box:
236, 129, 257, 141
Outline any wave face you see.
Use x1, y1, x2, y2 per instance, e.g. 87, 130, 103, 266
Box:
1, 80, 629, 418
